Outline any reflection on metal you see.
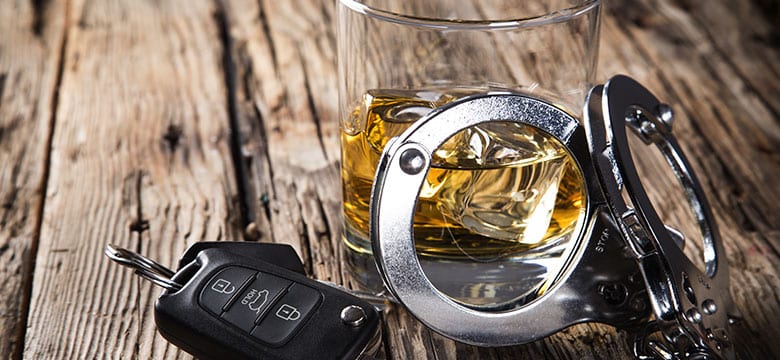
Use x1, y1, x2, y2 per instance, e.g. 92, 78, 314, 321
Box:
369, 76, 738, 359
104, 244, 182, 291
587, 76, 739, 359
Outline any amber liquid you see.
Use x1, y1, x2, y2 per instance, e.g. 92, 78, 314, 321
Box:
341, 88, 586, 305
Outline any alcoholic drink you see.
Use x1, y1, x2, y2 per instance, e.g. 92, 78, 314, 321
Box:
340, 88, 586, 306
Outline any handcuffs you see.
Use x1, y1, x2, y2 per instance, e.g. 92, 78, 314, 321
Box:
369, 75, 741, 359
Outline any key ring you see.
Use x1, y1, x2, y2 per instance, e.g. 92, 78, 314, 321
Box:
105, 243, 395, 308
369, 75, 739, 358
105, 244, 183, 291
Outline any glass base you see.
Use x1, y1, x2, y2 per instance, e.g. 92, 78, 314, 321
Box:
342, 226, 567, 308
342, 232, 385, 292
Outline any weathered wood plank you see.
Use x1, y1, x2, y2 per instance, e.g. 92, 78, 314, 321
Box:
222, 0, 343, 279
0, 0, 66, 357
5, 0, 776, 358
23, 0, 240, 358
678, 0, 780, 127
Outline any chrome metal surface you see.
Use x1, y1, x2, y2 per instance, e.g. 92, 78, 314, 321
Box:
104, 244, 182, 291
341, 305, 368, 327
370, 93, 648, 346
585, 75, 739, 359
398, 148, 426, 175
366, 76, 736, 357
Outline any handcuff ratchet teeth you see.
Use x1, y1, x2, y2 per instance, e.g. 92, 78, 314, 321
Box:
369, 75, 740, 359
586, 76, 741, 359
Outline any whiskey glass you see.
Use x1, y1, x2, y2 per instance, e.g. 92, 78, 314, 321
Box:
337, 0, 602, 307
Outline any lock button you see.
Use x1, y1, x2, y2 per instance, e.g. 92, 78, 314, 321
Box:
199, 266, 257, 315
252, 283, 322, 346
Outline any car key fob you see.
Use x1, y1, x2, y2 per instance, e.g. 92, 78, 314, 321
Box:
174, 241, 306, 275
105, 242, 382, 360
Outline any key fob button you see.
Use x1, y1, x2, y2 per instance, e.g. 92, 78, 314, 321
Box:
199, 266, 256, 316
221, 272, 292, 331
251, 283, 322, 346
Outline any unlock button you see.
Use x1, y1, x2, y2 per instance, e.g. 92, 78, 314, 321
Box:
252, 283, 322, 346
199, 266, 257, 316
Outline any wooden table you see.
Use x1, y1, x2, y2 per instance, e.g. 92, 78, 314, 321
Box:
1, 0, 778, 358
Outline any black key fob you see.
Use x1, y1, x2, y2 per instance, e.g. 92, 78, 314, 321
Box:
106, 242, 382, 360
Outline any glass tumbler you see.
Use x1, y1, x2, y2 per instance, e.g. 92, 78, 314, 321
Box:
338, 0, 601, 307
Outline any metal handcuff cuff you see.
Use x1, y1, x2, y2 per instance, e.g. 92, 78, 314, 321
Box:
369, 75, 741, 359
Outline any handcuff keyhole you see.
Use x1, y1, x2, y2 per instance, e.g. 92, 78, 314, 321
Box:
682, 272, 697, 305
598, 282, 628, 305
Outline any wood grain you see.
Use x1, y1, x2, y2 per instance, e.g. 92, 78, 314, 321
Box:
22, 0, 239, 358
1, 0, 776, 358
0, 0, 66, 357
221, 0, 343, 280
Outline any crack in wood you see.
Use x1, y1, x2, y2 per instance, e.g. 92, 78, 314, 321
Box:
129, 170, 147, 255
0, 115, 23, 145
161, 124, 183, 154
236, 43, 254, 102
286, 180, 312, 275
425, 328, 441, 360
259, 190, 271, 226
298, 47, 329, 161
301, 181, 340, 281
220, 0, 279, 244
314, 194, 334, 246
0, 143, 27, 226
234, 44, 268, 240
298, 214, 314, 276
0, 73, 5, 112
250, 101, 276, 232
30, 0, 50, 36
247, 91, 274, 181
1, 188, 21, 231
215, 0, 255, 232
15, 0, 71, 358
125, 170, 154, 359
257, 0, 279, 74
128, 218, 150, 234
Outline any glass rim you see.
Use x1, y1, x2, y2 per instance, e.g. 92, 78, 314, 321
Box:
338, 0, 600, 30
